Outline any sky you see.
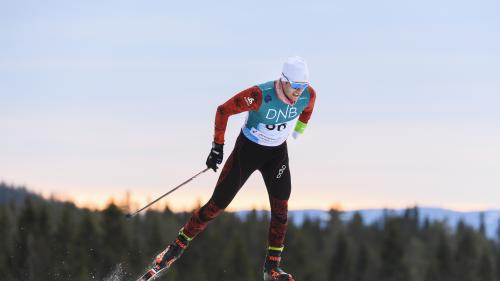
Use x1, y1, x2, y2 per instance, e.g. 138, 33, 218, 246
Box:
1, 0, 499, 212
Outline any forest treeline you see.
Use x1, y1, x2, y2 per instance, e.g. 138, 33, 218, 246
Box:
1, 183, 500, 281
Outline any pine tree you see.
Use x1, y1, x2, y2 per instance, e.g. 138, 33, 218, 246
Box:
496, 246, 500, 281
50, 203, 78, 280
454, 222, 479, 281
31, 204, 52, 281
73, 209, 101, 280
479, 212, 486, 237
426, 230, 453, 281
329, 231, 353, 281
13, 198, 37, 280
143, 210, 165, 261
497, 218, 500, 241
126, 216, 146, 277
98, 202, 129, 278
353, 243, 371, 281
478, 249, 494, 281
378, 218, 411, 281
0, 205, 15, 280
403, 207, 420, 237
221, 235, 255, 281
327, 208, 343, 234
348, 212, 364, 242
240, 209, 267, 270
286, 227, 310, 281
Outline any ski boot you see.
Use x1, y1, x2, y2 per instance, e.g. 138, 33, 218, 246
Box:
263, 247, 295, 281
137, 228, 192, 281
154, 230, 191, 270
264, 266, 295, 281
153, 241, 184, 269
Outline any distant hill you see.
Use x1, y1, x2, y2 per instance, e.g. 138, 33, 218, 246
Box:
237, 208, 500, 239
0, 182, 45, 205
342, 208, 500, 239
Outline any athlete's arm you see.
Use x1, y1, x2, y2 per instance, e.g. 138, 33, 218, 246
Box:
214, 86, 263, 144
293, 86, 316, 137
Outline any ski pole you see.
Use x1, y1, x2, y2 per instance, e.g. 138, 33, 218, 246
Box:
125, 167, 211, 219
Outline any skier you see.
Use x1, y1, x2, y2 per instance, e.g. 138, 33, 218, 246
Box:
148, 56, 316, 281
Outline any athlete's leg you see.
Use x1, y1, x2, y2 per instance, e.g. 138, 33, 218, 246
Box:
182, 134, 263, 238
153, 135, 263, 270
259, 143, 294, 281
260, 143, 291, 247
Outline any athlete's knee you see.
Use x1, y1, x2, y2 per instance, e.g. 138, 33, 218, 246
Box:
199, 199, 224, 222
270, 197, 288, 224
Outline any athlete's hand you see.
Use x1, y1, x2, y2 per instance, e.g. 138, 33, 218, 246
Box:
206, 142, 224, 172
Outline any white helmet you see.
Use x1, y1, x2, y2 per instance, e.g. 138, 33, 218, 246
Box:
281, 56, 309, 83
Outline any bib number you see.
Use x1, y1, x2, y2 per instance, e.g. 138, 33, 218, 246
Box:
266, 123, 287, 131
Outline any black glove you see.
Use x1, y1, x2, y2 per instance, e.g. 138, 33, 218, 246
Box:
206, 142, 224, 172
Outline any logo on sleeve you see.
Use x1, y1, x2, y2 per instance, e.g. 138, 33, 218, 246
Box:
244, 97, 254, 106
265, 94, 272, 103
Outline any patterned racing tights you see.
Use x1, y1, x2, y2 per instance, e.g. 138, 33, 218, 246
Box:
182, 132, 291, 248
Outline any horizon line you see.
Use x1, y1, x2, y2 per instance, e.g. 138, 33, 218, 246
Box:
2, 182, 499, 214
